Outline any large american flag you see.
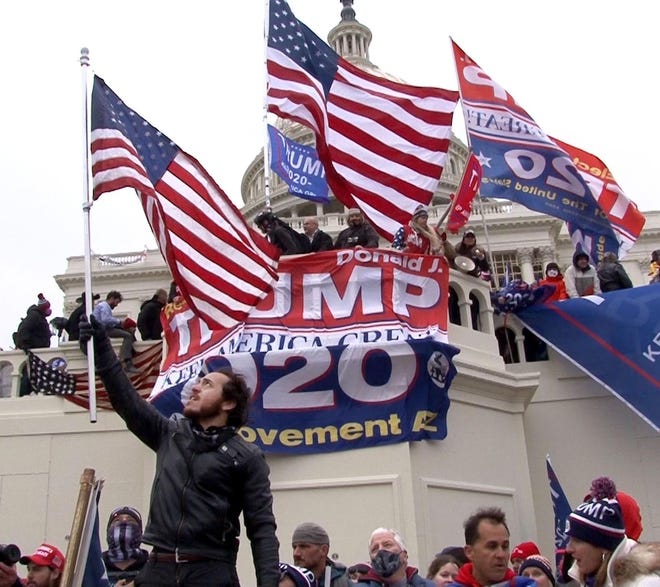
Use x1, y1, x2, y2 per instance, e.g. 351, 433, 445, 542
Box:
91, 76, 281, 329
267, 0, 459, 241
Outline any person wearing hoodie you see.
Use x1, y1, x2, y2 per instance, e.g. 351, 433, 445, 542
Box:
539, 263, 569, 302
102, 506, 150, 586
564, 252, 602, 298
565, 497, 637, 587
137, 288, 168, 340
356, 528, 434, 586
597, 253, 633, 292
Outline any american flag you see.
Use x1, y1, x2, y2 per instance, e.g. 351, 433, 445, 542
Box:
267, 0, 459, 240
65, 342, 163, 411
91, 76, 281, 330
28, 351, 76, 395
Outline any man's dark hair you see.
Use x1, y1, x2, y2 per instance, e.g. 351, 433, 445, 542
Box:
107, 290, 122, 301
464, 507, 509, 545
219, 370, 250, 427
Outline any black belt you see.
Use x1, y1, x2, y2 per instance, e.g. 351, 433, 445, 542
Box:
149, 550, 209, 564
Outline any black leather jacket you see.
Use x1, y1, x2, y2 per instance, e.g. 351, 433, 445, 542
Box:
99, 360, 280, 586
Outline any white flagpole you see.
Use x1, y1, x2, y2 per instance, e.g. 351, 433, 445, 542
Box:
263, 0, 272, 209
80, 48, 97, 423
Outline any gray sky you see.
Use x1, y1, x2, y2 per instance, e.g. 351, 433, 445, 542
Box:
2, 1, 657, 349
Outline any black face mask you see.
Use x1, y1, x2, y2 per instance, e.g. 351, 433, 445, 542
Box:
371, 549, 402, 577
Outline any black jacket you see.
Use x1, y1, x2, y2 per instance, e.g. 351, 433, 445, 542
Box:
16, 305, 51, 349
99, 361, 280, 586
310, 230, 333, 252
137, 296, 165, 340
597, 260, 633, 292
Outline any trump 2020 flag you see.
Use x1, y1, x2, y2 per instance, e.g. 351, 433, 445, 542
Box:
517, 288, 660, 431
447, 151, 482, 234
267, 0, 459, 240
451, 40, 619, 264
91, 76, 280, 330
546, 455, 572, 571
553, 137, 645, 259
268, 124, 329, 203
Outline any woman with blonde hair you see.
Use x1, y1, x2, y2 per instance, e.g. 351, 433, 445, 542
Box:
391, 205, 455, 261
565, 497, 637, 587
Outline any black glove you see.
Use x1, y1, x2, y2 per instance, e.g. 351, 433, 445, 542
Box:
78, 314, 118, 371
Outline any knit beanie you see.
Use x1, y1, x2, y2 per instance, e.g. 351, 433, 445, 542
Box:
107, 506, 142, 530
37, 293, 52, 316
511, 541, 540, 562
566, 498, 625, 551
292, 522, 329, 545
586, 477, 643, 541
519, 555, 556, 586
545, 262, 560, 275
279, 563, 318, 587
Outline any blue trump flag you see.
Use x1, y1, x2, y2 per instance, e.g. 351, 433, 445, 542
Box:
517, 287, 660, 430
546, 455, 572, 573
451, 40, 619, 264
268, 124, 329, 203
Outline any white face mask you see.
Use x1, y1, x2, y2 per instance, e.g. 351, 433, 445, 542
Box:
547, 269, 559, 278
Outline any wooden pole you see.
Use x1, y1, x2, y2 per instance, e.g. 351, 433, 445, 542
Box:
61, 468, 95, 587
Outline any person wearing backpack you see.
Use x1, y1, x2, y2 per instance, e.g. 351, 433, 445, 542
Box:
254, 210, 309, 255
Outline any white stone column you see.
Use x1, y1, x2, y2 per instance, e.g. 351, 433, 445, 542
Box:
518, 247, 535, 284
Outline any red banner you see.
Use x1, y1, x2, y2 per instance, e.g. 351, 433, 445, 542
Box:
447, 152, 482, 234
155, 249, 449, 398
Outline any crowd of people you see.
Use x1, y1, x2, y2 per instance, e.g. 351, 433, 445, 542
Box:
2, 491, 657, 587
2, 304, 656, 587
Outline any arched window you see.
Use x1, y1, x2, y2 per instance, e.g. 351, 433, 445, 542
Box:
523, 328, 548, 362
448, 286, 461, 325
469, 292, 480, 331
0, 361, 13, 398
495, 326, 519, 364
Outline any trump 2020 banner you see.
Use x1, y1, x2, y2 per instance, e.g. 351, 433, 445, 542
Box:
151, 249, 456, 453
268, 124, 329, 203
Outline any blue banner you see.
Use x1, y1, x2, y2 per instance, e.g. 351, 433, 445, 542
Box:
154, 337, 459, 454
268, 124, 329, 203
546, 455, 572, 574
517, 287, 660, 430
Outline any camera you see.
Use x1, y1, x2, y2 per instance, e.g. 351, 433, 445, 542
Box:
0, 543, 21, 565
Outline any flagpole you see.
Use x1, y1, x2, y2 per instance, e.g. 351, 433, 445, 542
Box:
80, 48, 97, 423
263, 0, 272, 209
449, 37, 497, 285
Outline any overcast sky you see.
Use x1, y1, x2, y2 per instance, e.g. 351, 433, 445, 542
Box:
1, 0, 657, 349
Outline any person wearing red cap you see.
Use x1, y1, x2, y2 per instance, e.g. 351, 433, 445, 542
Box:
510, 542, 541, 574
19, 543, 65, 587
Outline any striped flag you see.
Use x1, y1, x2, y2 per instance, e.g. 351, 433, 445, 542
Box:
90, 76, 281, 330
267, 0, 459, 240
64, 342, 163, 411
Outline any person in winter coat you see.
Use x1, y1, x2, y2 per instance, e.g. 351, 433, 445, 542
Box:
453, 228, 491, 281
539, 262, 569, 302
597, 253, 633, 292
15, 293, 52, 350
611, 542, 660, 587
356, 527, 434, 586
334, 209, 380, 250
137, 288, 168, 340
564, 251, 602, 298
648, 250, 660, 284
391, 205, 456, 262
565, 497, 637, 587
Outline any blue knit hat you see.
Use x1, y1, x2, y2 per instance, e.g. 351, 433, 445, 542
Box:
566, 498, 625, 551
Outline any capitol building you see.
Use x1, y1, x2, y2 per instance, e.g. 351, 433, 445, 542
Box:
0, 2, 657, 583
